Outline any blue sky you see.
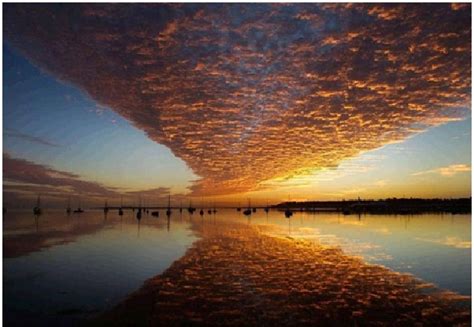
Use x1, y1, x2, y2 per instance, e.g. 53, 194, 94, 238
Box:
4, 44, 197, 194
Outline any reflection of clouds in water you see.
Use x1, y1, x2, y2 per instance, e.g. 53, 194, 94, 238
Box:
415, 236, 471, 249
336, 219, 366, 226
268, 225, 393, 263
323, 238, 394, 263
319, 216, 393, 235
365, 252, 394, 262
111, 221, 470, 326
4, 230, 33, 236
374, 227, 391, 235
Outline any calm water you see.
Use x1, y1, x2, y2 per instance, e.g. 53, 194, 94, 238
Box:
3, 209, 471, 326
3, 209, 197, 326
246, 211, 471, 296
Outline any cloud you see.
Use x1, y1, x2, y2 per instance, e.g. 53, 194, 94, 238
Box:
4, 4, 471, 196
5, 128, 60, 147
126, 187, 171, 197
3, 153, 192, 207
125, 187, 171, 205
373, 180, 387, 187
412, 164, 471, 177
3, 153, 119, 202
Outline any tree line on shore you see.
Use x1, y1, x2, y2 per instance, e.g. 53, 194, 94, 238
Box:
274, 198, 471, 215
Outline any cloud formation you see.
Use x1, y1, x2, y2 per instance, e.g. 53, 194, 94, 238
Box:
3, 153, 188, 207
5, 128, 60, 147
4, 4, 471, 195
3, 153, 118, 204
412, 164, 471, 177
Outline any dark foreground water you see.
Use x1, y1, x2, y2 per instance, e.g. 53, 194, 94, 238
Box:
3, 210, 197, 326
3, 209, 471, 326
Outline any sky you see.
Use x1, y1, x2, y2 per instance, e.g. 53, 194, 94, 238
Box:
2, 3, 471, 207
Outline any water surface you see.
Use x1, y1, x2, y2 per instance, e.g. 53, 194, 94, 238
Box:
243, 211, 471, 295
4, 209, 197, 326
3, 209, 471, 326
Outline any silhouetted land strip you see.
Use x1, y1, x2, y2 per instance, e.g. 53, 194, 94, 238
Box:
97, 221, 470, 326
274, 198, 471, 215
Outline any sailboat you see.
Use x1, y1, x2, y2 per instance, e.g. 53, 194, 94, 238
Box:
103, 200, 109, 215
136, 196, 142, 220
33, 195, 42, 216
73, 198, 84, 213
66, 197, 72, 214
285, 196, 293, 218
136, 208, 142, 220
243, 199, 252, 216
150, 195, 159, 217
166, 195, 172, 217
188, 200, 196, 214
264, 200, 269, 213
118, 196, 124, 216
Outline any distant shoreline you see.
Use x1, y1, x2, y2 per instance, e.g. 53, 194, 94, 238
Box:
4, 198, 471, 214
274, 198, 471, 215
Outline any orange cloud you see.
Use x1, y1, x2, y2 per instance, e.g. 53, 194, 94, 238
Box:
4, 4, 471, 196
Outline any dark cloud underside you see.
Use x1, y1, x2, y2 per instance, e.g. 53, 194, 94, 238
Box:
3, 153, 174, 205
4, 3, 471, 195
3, 153, 117, 198
5, 128, 60, 147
